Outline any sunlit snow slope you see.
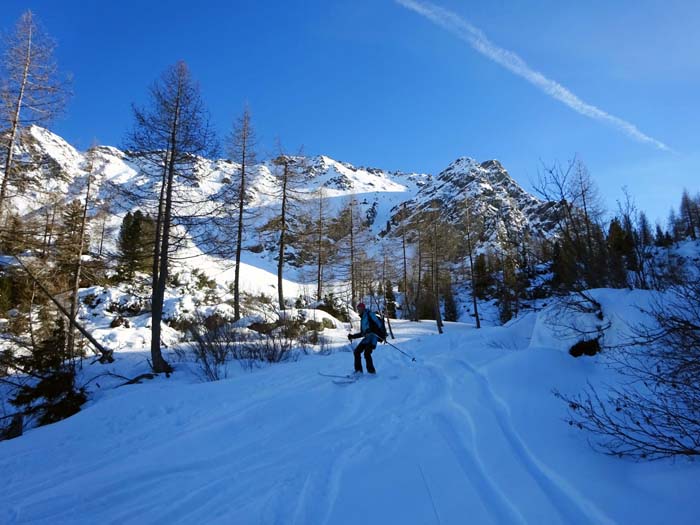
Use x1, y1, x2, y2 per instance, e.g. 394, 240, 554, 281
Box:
1, 305, 696, 524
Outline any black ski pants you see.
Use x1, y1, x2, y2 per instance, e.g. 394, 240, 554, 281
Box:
354, 341, 376, 373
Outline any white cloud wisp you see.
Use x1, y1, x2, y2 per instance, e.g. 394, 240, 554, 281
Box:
396, 0, 670, 151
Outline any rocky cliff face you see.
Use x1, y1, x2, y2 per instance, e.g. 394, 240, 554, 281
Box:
386, 157, 561, 246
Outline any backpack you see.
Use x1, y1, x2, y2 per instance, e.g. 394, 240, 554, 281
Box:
367, 311, 388, 342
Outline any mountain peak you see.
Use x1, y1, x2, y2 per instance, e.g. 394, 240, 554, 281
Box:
479, 159, 505, 171
445, 156, 480, 172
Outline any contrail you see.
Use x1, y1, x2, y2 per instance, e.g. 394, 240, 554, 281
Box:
396, 0, 670, 151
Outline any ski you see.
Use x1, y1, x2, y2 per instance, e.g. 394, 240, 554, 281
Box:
318, 371, 355, 380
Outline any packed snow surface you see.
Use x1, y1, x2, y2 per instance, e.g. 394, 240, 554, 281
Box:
1, 296, 697, 524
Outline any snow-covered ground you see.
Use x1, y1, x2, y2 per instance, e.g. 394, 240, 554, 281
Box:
2, 127, 698, 523
1, 296, 697, 524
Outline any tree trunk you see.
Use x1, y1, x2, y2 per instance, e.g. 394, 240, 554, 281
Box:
349, 199, 356, 307
98, 214, 107, 256
277, 161, 289, 311
234, 143, 246, 321
413, 231, 422, 322
316, 190, 324, 301
0, 19, 32, 218
66, 163, 92, 357
150, 91, 182, 375
41, 207, 51, 257
402, 223, 408, 319
151, 157, 169, 293
465, 207, 481, 329
433, 222, 443, 334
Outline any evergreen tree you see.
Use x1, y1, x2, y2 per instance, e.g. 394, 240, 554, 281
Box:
607, 218, 632, 288
10, 317, 87, 427
680, 189, 698, 240
654, 223, 668, 247
668, 208, 683, 241
0, 213, 30, 254
498, 255, 517, 324
384, 279, 397, 318
117, 210, 155, 280
551, 241, 577, 290
443, 275, 458, 322
55, 200, 88, 280
472, 253, 492, 299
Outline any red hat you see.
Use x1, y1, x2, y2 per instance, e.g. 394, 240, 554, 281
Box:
356, 302, 366, 310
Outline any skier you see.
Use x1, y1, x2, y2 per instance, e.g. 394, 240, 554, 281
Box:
347, 302, 385, 374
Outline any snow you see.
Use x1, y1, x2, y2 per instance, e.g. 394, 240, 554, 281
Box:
3, 128, 699, 524
1, 293, 698, 524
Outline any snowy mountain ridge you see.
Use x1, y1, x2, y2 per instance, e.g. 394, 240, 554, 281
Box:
7, 126, 561, 256
390, 156, 563, 244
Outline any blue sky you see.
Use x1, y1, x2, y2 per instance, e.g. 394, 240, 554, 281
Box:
3, 0, 698, 224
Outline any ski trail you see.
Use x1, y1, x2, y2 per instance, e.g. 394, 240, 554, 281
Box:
453, 358, 616, 525
433, 412, 528, 525
290, 472, 314, 525
316, 441, 368, 525
417, 359, 526, 525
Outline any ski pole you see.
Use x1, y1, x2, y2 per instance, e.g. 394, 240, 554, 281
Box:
384, 340, 416, 362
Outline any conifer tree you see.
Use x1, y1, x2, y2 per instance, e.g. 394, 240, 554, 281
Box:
65, 150, 94, 357
265, 152, 307, 310
117, 210, 155, 280
680, 189, 698, 240
384, 278, 397, 318
314, 188, 330, 302
327, 196, 368, 308
127, 61, 215, 373
536, 158, 606, 290
463, 198, 482, 328
226, 107, 256, 320
443, 275, 458, 322
55, 200, 87, 279
607, 218, 631, 288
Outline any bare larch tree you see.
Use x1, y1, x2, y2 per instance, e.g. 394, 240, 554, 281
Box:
0, 10, 69, 218
127, 61, 215, 373
65, 147, 96, 357
260, 150, 307, 311
227, 107, 256, 321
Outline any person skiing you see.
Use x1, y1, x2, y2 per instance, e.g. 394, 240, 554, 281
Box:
347, 302, 385, 374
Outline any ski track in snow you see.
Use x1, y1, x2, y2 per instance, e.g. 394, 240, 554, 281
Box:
2, 319, 696, 523
449, 358, 615, 525
419, 353, 523, 522
401, 329, 615, 525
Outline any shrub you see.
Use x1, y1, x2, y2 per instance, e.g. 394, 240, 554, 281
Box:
317, 293, 350, 322
556, 274, 700, 460
9, 318, 87, 427
569, 338, 600, 357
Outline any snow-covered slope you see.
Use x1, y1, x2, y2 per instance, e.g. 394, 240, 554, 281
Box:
0, 302, 696, 524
